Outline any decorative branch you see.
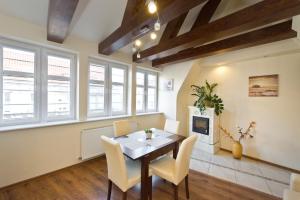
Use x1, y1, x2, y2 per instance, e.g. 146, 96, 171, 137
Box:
219, 121, 256, 143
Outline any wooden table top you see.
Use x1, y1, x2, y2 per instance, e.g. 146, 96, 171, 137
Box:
114, 129, 185, 160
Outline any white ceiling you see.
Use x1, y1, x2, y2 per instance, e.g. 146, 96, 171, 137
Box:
0, 0, 262, 54
0, 0, 126, 42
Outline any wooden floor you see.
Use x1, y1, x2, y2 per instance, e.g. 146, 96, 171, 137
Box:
0, 157, 280, 200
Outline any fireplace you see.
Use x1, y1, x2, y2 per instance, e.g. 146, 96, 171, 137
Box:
189, 106, 220, 154
192, 116, 209, 135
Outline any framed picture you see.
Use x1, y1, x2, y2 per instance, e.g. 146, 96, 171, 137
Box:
162, 79, 174, 91
249, 74, 279, 97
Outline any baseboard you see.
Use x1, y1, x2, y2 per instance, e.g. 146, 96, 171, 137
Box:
220, 148, 300, 174
0, 155, 106, 190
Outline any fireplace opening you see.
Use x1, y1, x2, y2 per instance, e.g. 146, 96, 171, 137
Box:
192, 116, 209, 135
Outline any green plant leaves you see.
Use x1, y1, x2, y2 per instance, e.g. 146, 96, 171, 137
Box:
191, 81, 224, 116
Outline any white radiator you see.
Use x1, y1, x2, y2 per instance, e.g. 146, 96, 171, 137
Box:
80, 126, 114, 160
80, 121, 138, 160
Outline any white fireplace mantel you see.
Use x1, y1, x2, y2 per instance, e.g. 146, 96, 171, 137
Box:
189, 106, 220, 154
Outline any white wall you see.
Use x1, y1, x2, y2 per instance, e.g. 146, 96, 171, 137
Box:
176, 39, 300, 170
158, 61, 194, 120
0, 13, 164, 188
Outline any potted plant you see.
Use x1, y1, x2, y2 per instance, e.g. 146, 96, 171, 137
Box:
144, 128, 153, 139
191, 81, 224, 116
219, 121, 256, 159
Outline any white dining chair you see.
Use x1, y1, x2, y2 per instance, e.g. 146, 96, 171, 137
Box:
101, 136, 152, 200
164, 119, 180, 134
113, 120, 136, 137
149, 135, 197, 200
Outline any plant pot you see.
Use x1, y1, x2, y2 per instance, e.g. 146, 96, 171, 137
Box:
145, 132, 152, 139
232, 141, 243, 159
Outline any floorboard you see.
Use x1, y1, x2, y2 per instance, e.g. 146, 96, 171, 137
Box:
0, 157, 281, 200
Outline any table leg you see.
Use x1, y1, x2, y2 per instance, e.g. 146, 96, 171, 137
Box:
141, 156, 150, 200
173, 142, 179, 159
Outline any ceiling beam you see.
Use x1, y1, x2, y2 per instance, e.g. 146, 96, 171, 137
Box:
134, 0, 300, 62
47, 0, 79, 43
98, 0, 207, 55
121, 0, 144, 26
133, 0, 220, 61
159, 12, 188, 43
152, 20, 296, 67
191, 0, 221, 30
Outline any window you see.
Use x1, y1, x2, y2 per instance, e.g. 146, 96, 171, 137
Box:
45, 51, 76, 121
136, 69, 158, 113
1, 47, 37, 124
88, 59, 128, 118
0, 38, 77, 127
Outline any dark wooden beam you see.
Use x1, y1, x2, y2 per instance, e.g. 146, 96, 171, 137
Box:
152, 20, 296, 67
121, 0, 144, 26
47, 0, 79, 43
159, 12, 188, 43
191, 0, 221, 29
134, 0, 300, 62
98, 0, 207, 55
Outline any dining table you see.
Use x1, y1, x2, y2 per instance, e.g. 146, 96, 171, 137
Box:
113, 129, 186, 200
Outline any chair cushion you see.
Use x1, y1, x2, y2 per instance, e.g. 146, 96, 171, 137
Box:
283, 189, 300, 200
126, 159, 152, 190
150, 157, 176, 183
126, 159, 141, 189
291, 173, 300, 192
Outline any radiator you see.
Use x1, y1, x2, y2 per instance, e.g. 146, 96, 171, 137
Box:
80, 126, 114, 160
80, 121, 138, 160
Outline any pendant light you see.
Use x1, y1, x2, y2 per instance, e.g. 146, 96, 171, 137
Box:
147, 0, 157, 14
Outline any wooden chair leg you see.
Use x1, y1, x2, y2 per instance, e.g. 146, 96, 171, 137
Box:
185, 175, 190, 199
149, 176, 152, 200
107, 179, 112, 200
122, 191, 127, 200
172, 183, 178, 200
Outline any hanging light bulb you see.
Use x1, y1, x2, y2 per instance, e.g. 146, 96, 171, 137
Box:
150, 32, 157, 40
132, 46, 137, 53
148, 0, 157, 14
137, 52, 141, 59
154, 20, 160, 31
135, 39, 142, 47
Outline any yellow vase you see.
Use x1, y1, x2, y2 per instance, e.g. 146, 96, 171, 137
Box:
232, 141, 243, 159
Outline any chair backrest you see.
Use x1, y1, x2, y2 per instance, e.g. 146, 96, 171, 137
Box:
164, 119, 180, 134
113, 120, 134, 137
174, 135, 197, 184
101, 136, 127, 189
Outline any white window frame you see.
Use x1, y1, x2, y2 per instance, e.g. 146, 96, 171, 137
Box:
87, 59, 109, 118
0, 38, 41, 126
42, 49, 77, 122
136, 68, 158, 114
87, 58, 128, 118
0, 37, 77, 128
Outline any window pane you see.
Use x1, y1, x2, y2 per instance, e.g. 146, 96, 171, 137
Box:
89, 83, 105, 114
136, 72, 144, 86
112, 68, 124, 83
48, 56, 71, 77
3, 76, 35, 120
47, 80, 70, 117
136, 87, 144, 112
148, 74, 157, 87
111, 85, 124, 112
90, 64, 105, 81
147, 88, 156, 110
3, 47, 35, 73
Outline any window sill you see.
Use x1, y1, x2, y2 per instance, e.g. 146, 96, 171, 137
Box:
0, 113, 163, 133
86, 115, 132, 122
135, 112, 163, 116
0, 120, 81, 132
